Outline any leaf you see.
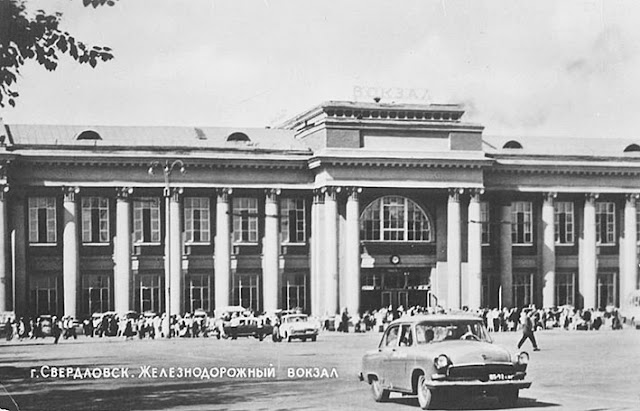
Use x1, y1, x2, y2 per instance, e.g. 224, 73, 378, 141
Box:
9, 98, 15, 107
83, 0, 92, 6
89, 57, 97, 68
57, 37, 67, 53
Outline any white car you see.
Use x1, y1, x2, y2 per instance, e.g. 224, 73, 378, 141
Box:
279, 314, 319, 342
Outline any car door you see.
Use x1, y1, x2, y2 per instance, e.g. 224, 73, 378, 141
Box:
386, 323, 413, 391
378, 324, 400, 388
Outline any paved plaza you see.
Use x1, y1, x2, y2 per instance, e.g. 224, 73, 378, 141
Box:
1, 327, 639, 410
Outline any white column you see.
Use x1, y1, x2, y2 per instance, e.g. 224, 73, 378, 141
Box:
467, 188, 483, 310
344, 187, 362, 316
214, 188, 232, 310
263, 188, 280, 312
542, 192, 556, 308
311, 190, 324, 316
499, 199, 513, 308
63, 186, 80, 318
324, 187, 340, 316
582, 193, 598, 309
114, 187, 132, 313
447, 188, 463, 309
622, 194, 638, 307
0, 183, 7, 311
11, 192, 26, 315
169, 188, 182, 315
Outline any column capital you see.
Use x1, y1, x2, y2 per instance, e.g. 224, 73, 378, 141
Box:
62, 186, 80, 202
265, 188, 281, 203
116, 187, 134, 200
346, 186, 362, 201
167, 187, 183, 202
448, 187, 465, 202
543, 192, 557, 202
313, 188, 325, 204
216, 187, 233, 202
626, 193, 640, 204
468, 188, 485, 201
585, 193, 599, 203
325, 186, 342, 201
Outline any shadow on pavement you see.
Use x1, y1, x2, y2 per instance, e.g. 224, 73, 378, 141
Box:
385, 394, 560, 410
0, 365, 315, 411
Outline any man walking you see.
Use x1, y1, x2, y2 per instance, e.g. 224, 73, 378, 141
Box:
517, 310, 540, 351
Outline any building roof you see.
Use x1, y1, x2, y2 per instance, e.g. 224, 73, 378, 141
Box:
483, 135, 640, 158
4, 124, 310, 153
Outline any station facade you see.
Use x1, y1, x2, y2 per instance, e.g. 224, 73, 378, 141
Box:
1, 100, 639, 318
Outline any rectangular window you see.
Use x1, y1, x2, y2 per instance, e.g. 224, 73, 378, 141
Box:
81, 197, 110, 244
636, 206, 640, 243
555, 273, 575, 307
512, 273, 533, 308
511, 201, 533, 244
554, 201, 574, 245
184, 197, 210, 244
382, 196, 405, 241
28, 197, 57, 244
597, 273, 617, 309
280, 198, 306, 244
595, 202, 616, 245
480, 202, 490, 245
184, 274, 211, 313
133, 198, 161, 244
281, 273, 307, 311
82, 275, 111, 314
29, 276, 58, 316
134, 274, 163, 313
233, 197, 258, 243
232, 274, 260, 311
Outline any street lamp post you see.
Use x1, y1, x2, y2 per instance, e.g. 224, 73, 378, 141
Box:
149, 159, 185, 338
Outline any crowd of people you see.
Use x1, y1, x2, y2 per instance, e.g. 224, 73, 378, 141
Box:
329, 304, 627, 335
2, 303, 628, 343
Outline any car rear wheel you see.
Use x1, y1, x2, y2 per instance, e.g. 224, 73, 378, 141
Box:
417, 375, 433, 409
370, 377, 389, 402
497, 388, 519, 408
310, 335, 316, 342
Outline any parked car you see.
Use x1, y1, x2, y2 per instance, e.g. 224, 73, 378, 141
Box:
359, 314, 532, 409
212, 306, 248, 339
223, 316, 273, 341
278, 314, 320, 342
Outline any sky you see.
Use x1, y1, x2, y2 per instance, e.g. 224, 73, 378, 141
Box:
3, 0, 640, 139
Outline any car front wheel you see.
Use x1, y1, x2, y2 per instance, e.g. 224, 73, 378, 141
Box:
497, 388, 519, 408
417, 375, 433, 409
371, 377, 389, 402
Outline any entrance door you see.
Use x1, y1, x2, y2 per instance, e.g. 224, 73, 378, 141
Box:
381, 292, 392, 308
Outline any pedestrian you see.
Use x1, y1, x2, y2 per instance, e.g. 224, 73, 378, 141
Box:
52, 316, 62, 344
517, 310, 540, 351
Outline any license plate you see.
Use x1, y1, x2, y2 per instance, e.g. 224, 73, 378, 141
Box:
489, 373, 513, 381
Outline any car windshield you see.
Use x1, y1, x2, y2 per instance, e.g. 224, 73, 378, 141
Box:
415, 321, 490, 343
284, 315, 307, 323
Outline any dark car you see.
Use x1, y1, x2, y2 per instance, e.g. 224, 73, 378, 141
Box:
359, 314, 532, 409
224, 316, 273, 341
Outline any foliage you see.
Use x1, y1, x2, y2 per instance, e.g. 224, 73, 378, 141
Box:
0, 0, 117, 108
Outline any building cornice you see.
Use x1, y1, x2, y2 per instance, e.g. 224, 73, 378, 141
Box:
491, 159, 640, 177
308, 152, 493, 170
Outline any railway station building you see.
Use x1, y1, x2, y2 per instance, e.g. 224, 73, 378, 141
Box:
0, 100, 639, 318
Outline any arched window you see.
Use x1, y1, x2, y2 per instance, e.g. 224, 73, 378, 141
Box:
360, 196, 433, 242
503, 140, 522, 149
624, 144, 640, 153
76, 130, 102, 140
227, 132, 250, 142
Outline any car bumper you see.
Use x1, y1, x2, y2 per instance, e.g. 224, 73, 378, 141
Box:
290, 331, 318, 337
426, 379, 532, 390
